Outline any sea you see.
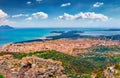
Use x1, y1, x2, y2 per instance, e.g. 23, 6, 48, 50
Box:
0, 28, 120, 46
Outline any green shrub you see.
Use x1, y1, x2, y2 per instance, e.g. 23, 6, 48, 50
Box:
0, 75, 4, 78
115, 63, 120, 70
91, 45, 120, 52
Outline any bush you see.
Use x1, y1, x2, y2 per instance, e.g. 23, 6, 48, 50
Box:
115, 63, 120, 70
0, 75, 4, 78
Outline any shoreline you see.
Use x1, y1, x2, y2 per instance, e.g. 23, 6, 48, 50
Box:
0, 29, 120, 47
1, 35, 120, 47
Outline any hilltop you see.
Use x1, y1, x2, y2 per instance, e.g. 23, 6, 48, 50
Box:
0, 25, 14, 30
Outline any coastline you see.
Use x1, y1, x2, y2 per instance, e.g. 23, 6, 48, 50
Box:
13, 33, 62, 44
0, 29, 120, 47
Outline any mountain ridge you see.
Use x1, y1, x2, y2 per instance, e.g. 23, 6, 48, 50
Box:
0, 25, 14, 30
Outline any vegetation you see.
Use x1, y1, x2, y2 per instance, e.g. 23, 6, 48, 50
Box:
0, 75, 4, 78
0, 51, 95, 77
0, 46, 120, 78
91, 45, 120, 52
115, 63, 120, 70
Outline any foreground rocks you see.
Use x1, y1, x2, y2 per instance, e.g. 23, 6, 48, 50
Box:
0, 55, 67, 78
104, 63, 120, 78
0, 38, 119, 56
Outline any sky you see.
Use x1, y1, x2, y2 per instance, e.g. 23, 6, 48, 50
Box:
0, 0, 120, 28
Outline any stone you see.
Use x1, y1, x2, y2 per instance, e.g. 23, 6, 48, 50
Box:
0, 55, 67, 78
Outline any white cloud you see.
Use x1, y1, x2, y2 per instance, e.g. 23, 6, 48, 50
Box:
58, 12, 109, 21
58, 13, 74, 20
26, 1, 31, 4
25, 17, 32, 21
0, 9, 15, 25
61, 3, 71, 7
93, 2, 104, 8
12, 14, 29, 18
0, 9, 8, 19
32, 12, 48, 19
36, 0, 42, 3
25, 12, 48, 21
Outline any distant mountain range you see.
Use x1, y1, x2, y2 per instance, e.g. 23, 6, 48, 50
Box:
0, 25, 14, 30
92, 28, 120, 31
105, 29, 120, 31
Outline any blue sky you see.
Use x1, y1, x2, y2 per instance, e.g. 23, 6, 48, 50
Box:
0, 0, 120, 28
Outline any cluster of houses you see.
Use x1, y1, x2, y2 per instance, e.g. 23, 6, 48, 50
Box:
0, 38, 120, 56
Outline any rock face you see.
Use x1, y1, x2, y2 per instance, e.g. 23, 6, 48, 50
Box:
0, 55, 67, 78
104, 63, 120, 78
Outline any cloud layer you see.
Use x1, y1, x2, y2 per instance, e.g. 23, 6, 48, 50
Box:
12, 14, 29, 18
0, 9, 14, 25
25, 17, 32, 21
61, 3, 71, 7
32, 12, 48, 19
25, 12, 48, 21
58, 12, 108, 21
93, 2, 104, 8
26, 1, 32, 4
36, 0, 42, 3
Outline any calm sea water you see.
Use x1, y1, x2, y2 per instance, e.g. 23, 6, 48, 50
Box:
0, 28, 120, 46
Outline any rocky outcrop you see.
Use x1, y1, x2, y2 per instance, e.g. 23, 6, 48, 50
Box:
0, 55, 67, 78
104, 63, 120, 78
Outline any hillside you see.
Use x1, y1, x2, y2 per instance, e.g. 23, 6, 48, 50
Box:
0, 45, 120, 78
0, 39, 120, 78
